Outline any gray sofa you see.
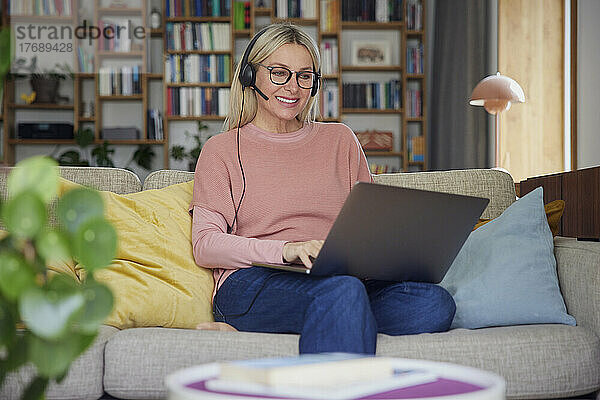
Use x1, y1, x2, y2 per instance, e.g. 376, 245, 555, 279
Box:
1, 167, 599, 400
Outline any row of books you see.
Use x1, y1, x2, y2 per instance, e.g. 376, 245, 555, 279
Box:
165, 54, 231, 84
321, 86, 339, 119
165, 0, 230, 17
98, 66, 143, 97
406, 0, 423, 30
342, 81, 402, 110
275, 0, 317, 19
147, 109, 165, 140
167, 87, 230, 117
97, 20, 133, 53
406, 43, 424, 74
166, 22, 231, 51
9, 0, 72, 16
406, 88, 422, 117
233, 1, 251, 30
369, 163, 400, 174
320, 40, 338, 75
408, 134, 424, 162
342, 0, 403, 22
320, 0, 339, 32
77, 47, 94, 73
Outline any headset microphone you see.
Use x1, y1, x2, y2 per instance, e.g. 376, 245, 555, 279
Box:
253, 86, 269, 101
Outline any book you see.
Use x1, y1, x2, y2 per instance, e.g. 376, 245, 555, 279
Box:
210, 354, 437, 400
218, 353, 396, 387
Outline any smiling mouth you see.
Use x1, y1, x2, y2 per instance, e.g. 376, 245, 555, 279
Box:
276, 96, 299, 104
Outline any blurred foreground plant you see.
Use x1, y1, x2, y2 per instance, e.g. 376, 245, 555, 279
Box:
0, 156, 117, 399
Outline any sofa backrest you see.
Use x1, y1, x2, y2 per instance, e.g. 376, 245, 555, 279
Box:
142, 168, 516, 219
0, 166, 142, 200
143, 170, 194, 190
374, 169, 516, 219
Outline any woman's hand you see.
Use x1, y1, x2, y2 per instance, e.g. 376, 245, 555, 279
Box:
282, 240, 324, 269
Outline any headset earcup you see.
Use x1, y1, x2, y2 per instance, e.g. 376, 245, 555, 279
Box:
311, 76, 319, 97
240, 63, 256, 88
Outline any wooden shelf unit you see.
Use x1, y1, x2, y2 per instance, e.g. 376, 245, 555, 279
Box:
93, 1, 153, 150
0, 0, 427, 173
161, 5, 234, 167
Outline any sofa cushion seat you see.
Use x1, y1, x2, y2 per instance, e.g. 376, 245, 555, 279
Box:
0, 325, 119, 400
377, 324, 600, 399
103, 327, 299, 399
103, 324, 599, 400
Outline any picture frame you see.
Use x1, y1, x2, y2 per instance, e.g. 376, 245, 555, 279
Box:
351, 40, 391, 66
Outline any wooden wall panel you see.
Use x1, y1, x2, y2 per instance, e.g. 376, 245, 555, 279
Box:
519, 166, 600, 238
498, 0, 565, 182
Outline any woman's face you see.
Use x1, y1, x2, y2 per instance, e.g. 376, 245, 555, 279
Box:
252, 43, 315, 132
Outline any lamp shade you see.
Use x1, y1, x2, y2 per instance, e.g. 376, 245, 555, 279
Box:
470, 72, 525, 114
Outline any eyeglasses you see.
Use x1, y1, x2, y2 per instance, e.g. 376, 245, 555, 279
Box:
255, 63, 319, 89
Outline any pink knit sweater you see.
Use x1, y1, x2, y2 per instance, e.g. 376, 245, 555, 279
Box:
190, 122, 373, 299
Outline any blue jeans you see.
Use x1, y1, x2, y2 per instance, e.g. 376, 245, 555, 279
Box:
213, 267, 456, 355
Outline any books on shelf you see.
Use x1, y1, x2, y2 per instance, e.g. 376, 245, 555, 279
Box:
408, 134, 424, 162
320, 39, 338, 75
406, 0, 423, 30
98, 65, 142, 96
166, 22, 231, 51
10, 0, 72, 17
406, 86, 422, 117
276, 0, 317, 19
233, 1, 251, 30
321, 86, 338, 118
98, 20, 133, 52
167, 87, 229, 117
342, 0, 402, 22
165, 0, 231, 17
369, 163, 400, 174
147, 109, 164, 140
77, 47, 94, 73
165, 54, 230, 83
342, 80, 402, 110
406, 41, 424, 74
320, 0, 339, 32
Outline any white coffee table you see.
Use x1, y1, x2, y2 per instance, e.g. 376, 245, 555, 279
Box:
166, 357, 506, 400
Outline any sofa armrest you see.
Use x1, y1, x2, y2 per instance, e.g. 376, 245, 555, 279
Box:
554, 236, 600, 338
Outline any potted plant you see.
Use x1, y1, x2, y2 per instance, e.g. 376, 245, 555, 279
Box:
124, 144, 156, 171
0, 28, 10, 87
170, 122, 211, 171
11, 57, 73, 104
0, 156, 117, 398
56, 128, 94, 167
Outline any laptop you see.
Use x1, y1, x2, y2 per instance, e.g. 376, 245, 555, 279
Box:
252, 182, 489, 284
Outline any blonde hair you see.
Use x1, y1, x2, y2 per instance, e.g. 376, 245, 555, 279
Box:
223, 23, 321, 131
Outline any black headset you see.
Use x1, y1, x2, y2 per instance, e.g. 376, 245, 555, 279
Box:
238, 26, 321, 99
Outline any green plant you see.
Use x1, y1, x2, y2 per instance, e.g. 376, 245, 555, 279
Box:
0, 28, 11, 86
125, 144, 156, 171
11, 57, 73, 81
0, 156, 117, 399
91, 141, 115, 167
170, 121, 211, 171
56, 128, 94, 166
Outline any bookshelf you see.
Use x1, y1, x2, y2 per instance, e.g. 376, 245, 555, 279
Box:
162, 0, 233, 167
0, 0, 427, 174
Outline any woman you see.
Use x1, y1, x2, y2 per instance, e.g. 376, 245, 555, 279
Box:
190, 23, 455, 354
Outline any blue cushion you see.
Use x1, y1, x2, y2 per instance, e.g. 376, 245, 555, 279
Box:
439, 187, 576, 329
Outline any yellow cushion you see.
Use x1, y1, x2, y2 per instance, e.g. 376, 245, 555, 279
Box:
474, 199, 565, 236
59, 178, 214, 329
